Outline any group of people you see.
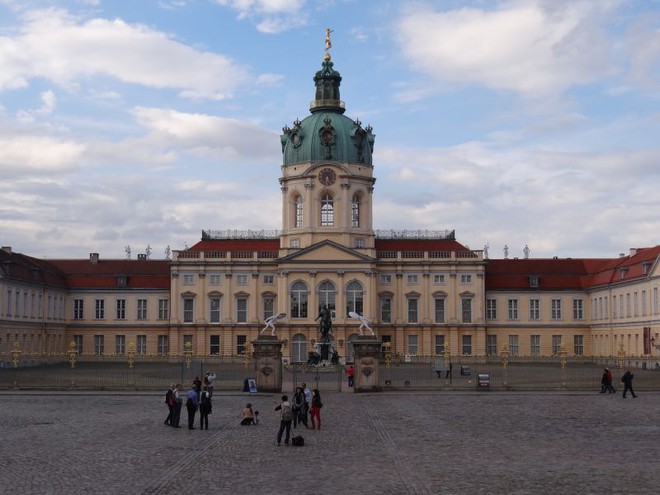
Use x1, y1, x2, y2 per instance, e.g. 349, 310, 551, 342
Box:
600, 367, 638, 398
164, 371, 216, 430
274, 382, 323, 445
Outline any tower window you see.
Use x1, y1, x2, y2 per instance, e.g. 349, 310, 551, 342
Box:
321, 194, 334, 226
351, 194, 360, 227
294, 196, 303, 228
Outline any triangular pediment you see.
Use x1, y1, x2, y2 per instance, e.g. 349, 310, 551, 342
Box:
279, 240, 375, 265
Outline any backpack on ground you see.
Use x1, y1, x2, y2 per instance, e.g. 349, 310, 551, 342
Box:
291, 435, 304, 446
281, 403, 294, 421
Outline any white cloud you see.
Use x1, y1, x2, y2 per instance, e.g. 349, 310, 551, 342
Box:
0, 8, 250, 99
215, 0, 308, 33
0, 135, 85, 173
396, 0, 618, 98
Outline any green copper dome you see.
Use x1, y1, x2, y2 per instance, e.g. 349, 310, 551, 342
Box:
281, 59, 375, 167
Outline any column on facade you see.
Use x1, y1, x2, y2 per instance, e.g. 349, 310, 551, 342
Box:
251, 271, 259, 324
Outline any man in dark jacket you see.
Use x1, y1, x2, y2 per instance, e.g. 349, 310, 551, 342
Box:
621, 369, 637, 398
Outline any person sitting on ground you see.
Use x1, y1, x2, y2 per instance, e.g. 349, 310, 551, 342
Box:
241, 403, 255, 425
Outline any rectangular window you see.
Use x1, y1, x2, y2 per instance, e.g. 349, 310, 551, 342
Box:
73, 299, 84, 320
95, 299, 105, 319
462, 335, 472, 355
407, 274, 418, 285
435, 335, 445, 355
508, 335, 519, 356
209, 297, 221, 323
183, 298, 194, 323
407, 298, 418, 323
290, 238, 300, 248
73, 335, 83, 354
137, 299, 147, 320
210, 274, 222, 285
626, 293, 631, 317
94, 335, 104, 355
573, 299, 584, 320
507, 299, 519, 320
157, 335, 168, 356
116, 299, 126, 320
380, 274, 392, 284
407, 335, 418, 356
642, 290, 647, 316
263, 274, 274, 285
6, 289, 11, 317
654, 288, 659, 315
460, 274, 472, 283
380, 297, 392, 323
434, 298, 445, 323
236, 297, 248, 323
486, 299, 497, 320
263, 297, 274, 321
530, 335, 540, 356
183, 274, 195, 285
634, 292, 639, 317
115, 335, 125, 355
551, 299, 562, 320
433, 274, 445, 284
137, 335, 147, 355
158, 299, 169, 320
529, 299, 540, 320
552, 335, 562, 355
461, 298, 472, 323
236, 274, 248, 285
355, 238, 365, 248
210, 335, 220, 355
486, 334, 497, 355
574, 335, 584, 356
237, 335, 247, 355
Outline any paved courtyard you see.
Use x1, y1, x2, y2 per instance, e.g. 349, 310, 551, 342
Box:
1, 390, 659, 494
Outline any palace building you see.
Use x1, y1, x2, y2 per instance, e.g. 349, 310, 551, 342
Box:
2, 50, 659, 365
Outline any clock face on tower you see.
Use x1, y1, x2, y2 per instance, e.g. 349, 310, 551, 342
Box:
318, 168, 336, 186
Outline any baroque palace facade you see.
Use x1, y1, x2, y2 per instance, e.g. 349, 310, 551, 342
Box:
2, 52, 660, 365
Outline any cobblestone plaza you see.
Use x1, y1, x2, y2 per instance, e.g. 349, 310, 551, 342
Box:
1, 390, 659, 494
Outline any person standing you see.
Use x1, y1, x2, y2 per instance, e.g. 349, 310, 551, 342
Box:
164, 383, 176, 425
310, 389, 322, 430
186, 385, 199, 429
621, 369, 637, 398
346, 365, 355, 387
274, 395, 294, 446
292, 387, 308, 429
172, 384, 182, 428
199, 389, 212, 430
205, 371, 216, 397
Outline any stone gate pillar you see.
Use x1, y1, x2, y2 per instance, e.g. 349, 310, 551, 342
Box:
352, 336, 382, 393
251, 335, 283, 393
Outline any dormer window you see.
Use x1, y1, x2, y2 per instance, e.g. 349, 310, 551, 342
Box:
117, 275, 127, 288
620, 267, 629, 279
529, 276, 539, 288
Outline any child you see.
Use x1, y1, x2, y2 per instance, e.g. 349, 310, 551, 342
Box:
241, 403, 255, 425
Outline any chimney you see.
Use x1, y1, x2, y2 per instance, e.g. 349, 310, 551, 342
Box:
629, 248, 637, 257
137, 254, 147, 260
90, 253, 99, 264
1, 246, 11, 254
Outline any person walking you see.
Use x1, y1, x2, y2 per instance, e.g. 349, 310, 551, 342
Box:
346, 365, 355, 387
605, 368, 616, 393
171, 384, 183, 428
621, 369, 637, 398
199, 389, 212, 430
274, 395, 294, 446
310, 389, 322, 430
164, 383, 176, 425
186, 385, 199, 429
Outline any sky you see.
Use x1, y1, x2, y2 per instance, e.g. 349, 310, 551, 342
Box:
1, 0, 659, 261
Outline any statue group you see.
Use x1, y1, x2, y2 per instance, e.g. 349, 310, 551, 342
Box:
316, 305, 333, 341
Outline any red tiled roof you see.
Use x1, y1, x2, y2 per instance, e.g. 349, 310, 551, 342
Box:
485, 246, 660, 291
189, 239, 280, 251
47, 259, 170, 289
374, 239, 470, 251
0, 250, 68, 288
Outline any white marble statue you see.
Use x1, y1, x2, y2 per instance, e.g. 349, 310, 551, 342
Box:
348, 312, 374, 336
260, 312, 287, 336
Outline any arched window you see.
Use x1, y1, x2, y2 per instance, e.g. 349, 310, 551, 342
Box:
317, 280, 337, 314
345, 280, 364, 317
321, 194, 334, 226
291, 333, 308, 363
290, 281, 309, 318
294, 196, 303, 228
351, 194, 360, 227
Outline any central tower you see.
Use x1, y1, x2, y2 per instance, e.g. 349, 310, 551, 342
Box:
279, 33, 376, 255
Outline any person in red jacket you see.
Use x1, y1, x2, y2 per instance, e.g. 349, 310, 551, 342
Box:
346, 365, 355, 387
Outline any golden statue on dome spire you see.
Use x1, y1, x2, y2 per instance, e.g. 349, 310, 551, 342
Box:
324, 28, 333, 61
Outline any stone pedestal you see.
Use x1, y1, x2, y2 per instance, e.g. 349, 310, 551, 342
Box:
352, 336, 382, 393
318, 340, 331, 361
251, 335, 283, 393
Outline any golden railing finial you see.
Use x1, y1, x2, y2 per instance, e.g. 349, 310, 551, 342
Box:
324, 28, 333, 61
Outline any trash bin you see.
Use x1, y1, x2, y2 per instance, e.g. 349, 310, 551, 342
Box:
460, 365, 471, 376
477, 373, 490, 390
